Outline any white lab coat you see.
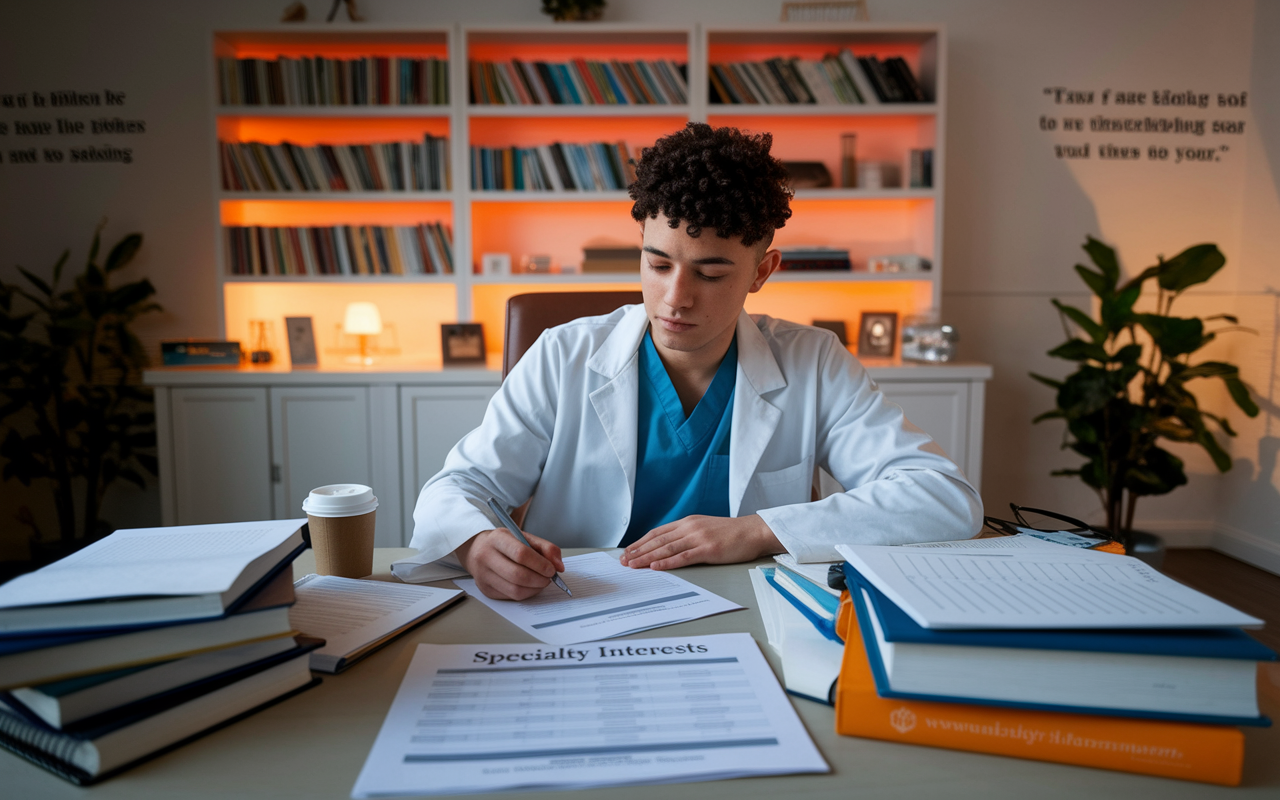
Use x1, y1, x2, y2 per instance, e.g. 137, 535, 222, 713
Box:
411, 305, 982, 563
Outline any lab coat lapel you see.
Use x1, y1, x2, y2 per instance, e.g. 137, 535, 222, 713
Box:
587, 306, 649, 502
729, 312, 785, 517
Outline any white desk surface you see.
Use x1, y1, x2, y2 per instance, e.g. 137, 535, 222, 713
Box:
4, 548, 1277, 799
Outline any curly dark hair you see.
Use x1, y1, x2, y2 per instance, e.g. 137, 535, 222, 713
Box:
629, 123, 792, 248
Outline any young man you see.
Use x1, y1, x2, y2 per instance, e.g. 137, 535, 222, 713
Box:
412, 123, 982, 600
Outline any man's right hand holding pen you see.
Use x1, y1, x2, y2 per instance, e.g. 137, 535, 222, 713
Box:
454, 527, 565, 601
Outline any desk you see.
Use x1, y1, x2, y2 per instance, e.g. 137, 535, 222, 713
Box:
5, 548, 1278, 799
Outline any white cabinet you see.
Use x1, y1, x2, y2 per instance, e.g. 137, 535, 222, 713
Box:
164, 387, 273, 524
400, 385, 499, 537
148, 362, 988, 546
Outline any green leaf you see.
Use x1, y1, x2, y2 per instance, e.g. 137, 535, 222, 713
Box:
51, 250, 69, 287
1100, 281, 1141, 332
1119, 264, 1161, 294
1174, 361, 1237, 381
1157, 243, 1225, 294
1224, 376, 1259, 417
1032, 410, 1064, 423
1136, 314, 1203, 358
1052, 300, 1105, 343
1029, 372, 1063, 389
1049, 338, 1110, 362
1204, 313, 1239, 324
1125, 446, 1187, 496
104, 234, 143, 273
1082, 236, 1120, 292
17, 267, 53, 297
1110, 343, 1143, 366
1074, 264, 1109, 298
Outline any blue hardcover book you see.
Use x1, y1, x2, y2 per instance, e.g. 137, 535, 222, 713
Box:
842, 562, 1273, 726
761, 568, 840, 643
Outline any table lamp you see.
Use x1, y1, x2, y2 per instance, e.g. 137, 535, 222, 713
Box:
343, 302, 383, 365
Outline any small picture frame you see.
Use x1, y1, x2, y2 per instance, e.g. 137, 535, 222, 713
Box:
812, 319, 848, 345
857, 312, 898, 358
285, 316, 318, 367
481, 252, 511, 276
441, 323, 487, 365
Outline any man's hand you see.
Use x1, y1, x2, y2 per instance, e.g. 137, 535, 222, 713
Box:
619, 514, 783, 570
455, 528, 565, 601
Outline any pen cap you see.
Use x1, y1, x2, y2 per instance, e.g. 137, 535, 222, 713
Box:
302, 484, 378, 518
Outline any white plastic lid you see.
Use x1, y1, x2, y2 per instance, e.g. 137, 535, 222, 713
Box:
302, 484, 378, 518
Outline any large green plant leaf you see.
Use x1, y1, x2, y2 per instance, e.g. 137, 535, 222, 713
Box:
1100, 282, 1141, 333
1082, 236, 1120, 291
1049, 338, 1109, 362
1125, 445, 1187, 496
1074, 265, 1110, 298
1158, 244, 1224, 294
104, 234, 142, 273
1136, 314, 1203, 358
1224, 376, 1259, 416
1052, 300, 1104, 343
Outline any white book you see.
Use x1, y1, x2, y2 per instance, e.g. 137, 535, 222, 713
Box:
835, 543, 1264, 630
536, 145, 565, 191
794, 60, 840, 105
289, 575, 463, 673
0, 519, 304, 634
839, 48, 881, 105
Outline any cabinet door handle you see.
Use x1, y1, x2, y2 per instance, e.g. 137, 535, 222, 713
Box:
271, 464, 282, 483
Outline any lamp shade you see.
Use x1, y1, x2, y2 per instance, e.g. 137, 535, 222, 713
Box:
343, 302, 383, 335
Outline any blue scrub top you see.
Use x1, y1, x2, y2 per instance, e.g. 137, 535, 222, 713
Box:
619, 331, 737, 547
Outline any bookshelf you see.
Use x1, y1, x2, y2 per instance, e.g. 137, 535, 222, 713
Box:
211, 23, 946, 362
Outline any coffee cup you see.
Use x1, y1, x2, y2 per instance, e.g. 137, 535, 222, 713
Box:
302, 484, 378, 578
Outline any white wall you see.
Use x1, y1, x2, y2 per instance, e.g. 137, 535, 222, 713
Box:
0, 0, 1275, 570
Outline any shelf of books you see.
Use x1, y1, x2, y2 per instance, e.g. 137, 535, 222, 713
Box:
210, 24, 945, 360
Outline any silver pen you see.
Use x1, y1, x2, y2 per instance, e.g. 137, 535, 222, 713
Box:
485, 497, 572, 597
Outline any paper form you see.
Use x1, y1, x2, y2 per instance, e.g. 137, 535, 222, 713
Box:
836, 543, 1263, 630
350, 632, 829, 797
455, 551, 743, 645
290, 575, 463, 672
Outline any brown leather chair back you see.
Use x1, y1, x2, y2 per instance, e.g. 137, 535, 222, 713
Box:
502, 291, 644, 378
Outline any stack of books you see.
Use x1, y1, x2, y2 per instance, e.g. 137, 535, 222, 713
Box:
0, 520, 320, 784
218, 56, 449, 106
581, 246, 641, 273
222, 222, 454, 276
470, 142, 637, 192
708, 49, 927, 106
219, 135, 451, 193
778, 247, 851, 271
829, 538, 1275, 785
469, 58, 688, 106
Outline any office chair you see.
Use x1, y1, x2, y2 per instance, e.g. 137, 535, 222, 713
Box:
502, 291, 643, 378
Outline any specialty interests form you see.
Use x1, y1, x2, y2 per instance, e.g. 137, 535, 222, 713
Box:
351, 632, 829, 796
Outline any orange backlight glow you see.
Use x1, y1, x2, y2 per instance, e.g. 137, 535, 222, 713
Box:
218, 117, 450, 145
221, 201, 453, 227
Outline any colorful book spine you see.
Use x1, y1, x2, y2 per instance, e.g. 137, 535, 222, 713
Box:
218, 56, 448, 106
468, 58, 687, 105
219, 137, 449, 193
222, 224, 453, 276
833, 594, 1246, 786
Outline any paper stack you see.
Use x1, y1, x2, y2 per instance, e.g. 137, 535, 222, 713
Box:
831, 539, 1276, 785
0, 520, 321, 785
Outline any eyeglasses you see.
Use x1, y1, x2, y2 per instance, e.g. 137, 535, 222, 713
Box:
982, 503, 1115, 545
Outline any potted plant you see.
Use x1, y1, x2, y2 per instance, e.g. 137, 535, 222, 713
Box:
1032, 236, 1258, 552
541, 0, 605, 21
0, 223, 161, 564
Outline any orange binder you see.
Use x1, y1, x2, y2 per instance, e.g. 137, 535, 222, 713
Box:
834, 594, 1245, 786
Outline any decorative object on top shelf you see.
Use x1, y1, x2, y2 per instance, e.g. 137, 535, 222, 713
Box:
857, 311, 898, 358
521, 255, 553, 274
344, 302, 383, 365
901, 316, 956, 363
780, 161, 832, 189
541, 0, 605, 22
781, 1, 870, 23
811, 319, 848, 345
470, 57, 686, 105
779, 246, 851, 272
326, 0, 362, 22
0, 223, 160, 562
441, 323, 487, 365
281, 2, 307, 22
286, 316, 319, 367
863, 254, 930, 274
1031, 236, 1259, 550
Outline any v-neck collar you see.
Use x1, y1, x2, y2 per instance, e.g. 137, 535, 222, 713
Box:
641, 331, 737, 452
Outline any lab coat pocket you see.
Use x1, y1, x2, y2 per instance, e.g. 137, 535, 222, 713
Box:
751, 456, 814, 510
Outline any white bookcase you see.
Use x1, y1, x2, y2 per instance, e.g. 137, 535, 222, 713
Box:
211, 23, 946, 356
